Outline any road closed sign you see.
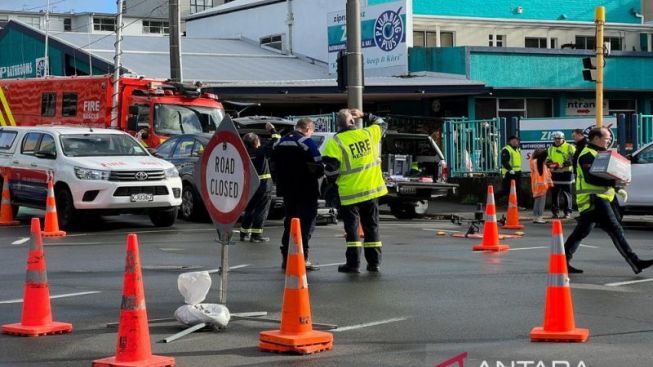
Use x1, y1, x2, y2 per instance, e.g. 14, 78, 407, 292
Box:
199, 116, 259, 241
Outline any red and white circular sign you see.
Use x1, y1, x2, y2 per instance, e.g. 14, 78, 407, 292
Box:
200, 131, 251, 224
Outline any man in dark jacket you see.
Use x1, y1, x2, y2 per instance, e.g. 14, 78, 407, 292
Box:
565, 127, 653, 274
239, 123, 278, 242
271, 118, 324, 271
571, 128, 586, 176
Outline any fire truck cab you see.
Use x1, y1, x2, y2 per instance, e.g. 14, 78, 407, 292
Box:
0, 75, 225, 148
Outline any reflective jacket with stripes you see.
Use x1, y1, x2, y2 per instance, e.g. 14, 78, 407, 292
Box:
323, 116, 388, 206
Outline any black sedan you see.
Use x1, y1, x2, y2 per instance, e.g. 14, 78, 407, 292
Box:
153, 133, 213, 221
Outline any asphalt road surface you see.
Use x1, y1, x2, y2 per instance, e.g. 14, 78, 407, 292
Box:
1, 207, 653, 367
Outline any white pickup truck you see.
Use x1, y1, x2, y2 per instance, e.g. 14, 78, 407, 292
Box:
0, 126, 182, 229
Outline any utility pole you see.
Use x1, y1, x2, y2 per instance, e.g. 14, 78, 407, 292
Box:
595, 6, 605, 128
43, 0, 50, 77
346, 0, 363, 120
169, 0, 183, 82
111, 0, 124, 129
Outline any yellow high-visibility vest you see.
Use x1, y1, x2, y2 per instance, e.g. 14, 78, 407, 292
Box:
500, 145, 522, 176
323, 125, 388, 206
575, 146, 615, 213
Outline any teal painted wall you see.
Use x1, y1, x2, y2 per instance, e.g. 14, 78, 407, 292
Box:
469, 51, 653, 90
409, 47, 467, 75
413, 0, 642, 23
0, 27, 106, 79
0, 27, 62, 78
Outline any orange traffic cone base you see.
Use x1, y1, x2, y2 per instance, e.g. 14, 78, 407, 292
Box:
503, 223, 525, 230
529, 326, 589, 342
259, 329, 333, 354
42, 229, 66, 237
0, 219, 20, 226
472, 243, 510, 252
92, 354, 175, 367
2, 321, 72, 337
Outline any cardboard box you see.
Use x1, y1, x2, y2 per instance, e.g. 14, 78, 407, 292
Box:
589, 150, 631, 182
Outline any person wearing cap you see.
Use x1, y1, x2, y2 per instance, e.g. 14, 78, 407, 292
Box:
546, 131, 576, 219
497, 135, 525, 209
565, 127, 653, 274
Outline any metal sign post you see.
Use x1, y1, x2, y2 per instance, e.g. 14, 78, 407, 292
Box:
199, 115, 260, 305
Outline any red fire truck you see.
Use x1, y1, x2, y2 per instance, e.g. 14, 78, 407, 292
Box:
0, 75, 225, 147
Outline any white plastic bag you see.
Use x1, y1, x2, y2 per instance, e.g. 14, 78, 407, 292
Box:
174, 304, 230, 330
175, 271, 230, 329
177, 271, 211, 305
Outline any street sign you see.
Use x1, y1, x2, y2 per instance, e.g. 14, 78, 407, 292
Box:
199, 115, 260, 243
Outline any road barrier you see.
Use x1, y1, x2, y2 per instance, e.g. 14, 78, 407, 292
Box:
259, 217, 333, 354
503, 179, 524, 230
0, 173, 19, 226
42, 178, 66, 237
2, 218, 72, 336
93, 234, 175, 367
530, 220, 589, 343
472, 185, 510, 252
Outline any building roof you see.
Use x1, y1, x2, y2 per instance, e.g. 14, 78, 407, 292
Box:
1, 20, 489, 99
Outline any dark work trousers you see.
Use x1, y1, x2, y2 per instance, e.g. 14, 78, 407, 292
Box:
340, 198, 382, 268
240, 186, 271, 237
496, 172, 523, 206
564, 196, 640, 273
281, 195, 318, 260
550, 183, 573, 216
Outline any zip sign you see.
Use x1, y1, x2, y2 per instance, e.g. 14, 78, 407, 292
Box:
199, 115, 259, 242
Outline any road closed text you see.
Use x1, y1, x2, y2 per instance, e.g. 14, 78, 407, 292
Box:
210, 156, 240, 199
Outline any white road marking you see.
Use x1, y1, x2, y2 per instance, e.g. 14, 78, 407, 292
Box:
159, 248, 185, 252
508, 246, 548, 251
605, 278, 653, 287
11, 237, 30, 245
0, 291, 101, 304
332, 317, 408, 332
579, 244, 599, 249
206, 264, 250, 273
314, 262, 344, 268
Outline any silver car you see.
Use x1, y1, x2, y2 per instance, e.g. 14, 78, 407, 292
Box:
617, 142, 653, 218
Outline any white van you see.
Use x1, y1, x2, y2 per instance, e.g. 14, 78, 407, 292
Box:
0, 126, 182, 229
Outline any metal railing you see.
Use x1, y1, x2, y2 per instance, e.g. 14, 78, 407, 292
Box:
638, 114, 653, 148
444, 117, 501, 177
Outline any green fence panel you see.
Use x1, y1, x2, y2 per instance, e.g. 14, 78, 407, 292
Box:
639, 114, 653, 148
444, 117, 501, 177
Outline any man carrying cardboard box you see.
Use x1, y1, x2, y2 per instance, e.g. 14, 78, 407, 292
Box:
564, 128, 653, 274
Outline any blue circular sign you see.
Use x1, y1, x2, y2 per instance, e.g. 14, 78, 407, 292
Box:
374, 9, 404, 52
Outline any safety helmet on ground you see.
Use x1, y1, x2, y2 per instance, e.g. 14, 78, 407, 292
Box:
552, 131, 565, 139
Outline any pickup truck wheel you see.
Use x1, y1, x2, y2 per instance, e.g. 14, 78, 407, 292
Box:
390, 200, 428, 219
180, 184, 204, 221
149, 207, 178, 227
55, 188, 77, 230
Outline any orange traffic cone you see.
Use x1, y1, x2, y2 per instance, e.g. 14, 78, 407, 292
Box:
42, 179, 65, 237
93, 234, 175, 367
2, 218, 72, 336
530, 220, 589, 342
259, 217, 333, 354
503, 179, 524, 230
0, 174, 19, 226
472, 185, 509, 252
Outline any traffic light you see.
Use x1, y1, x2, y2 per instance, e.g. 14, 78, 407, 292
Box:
582, 57, 597, 81
337, 50, 347, 91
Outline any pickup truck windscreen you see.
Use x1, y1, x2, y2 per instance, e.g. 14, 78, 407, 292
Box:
154, 104, 225, 136
61, 134, 149, 157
